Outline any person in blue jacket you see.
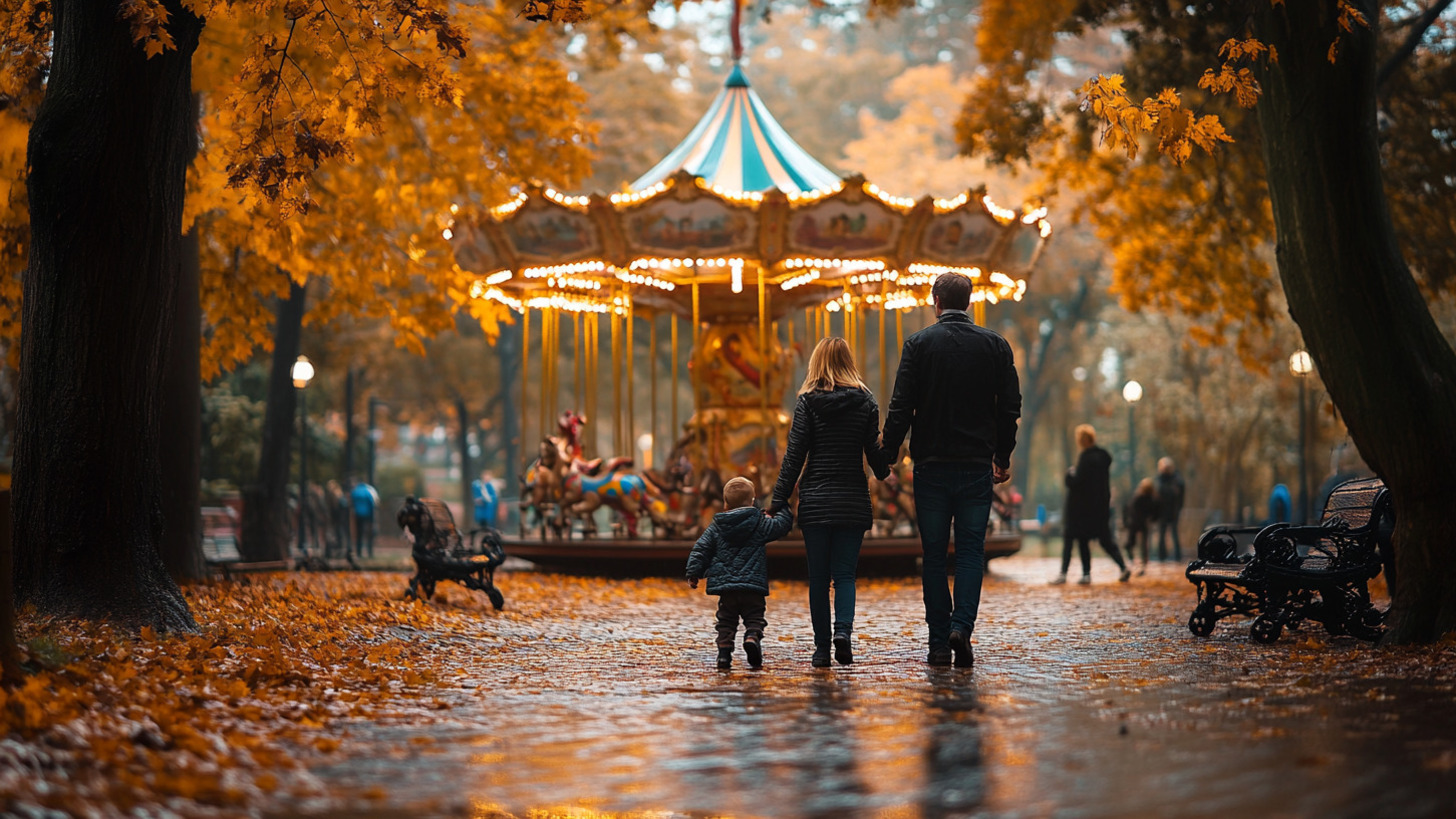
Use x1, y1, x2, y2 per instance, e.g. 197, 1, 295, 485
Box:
350, 479, 380, 558
471, 470, 499, 529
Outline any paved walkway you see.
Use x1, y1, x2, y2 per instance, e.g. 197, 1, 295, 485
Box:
304, 556, 1456, 818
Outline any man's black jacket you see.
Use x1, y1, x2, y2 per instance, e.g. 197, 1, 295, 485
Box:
881, 310, 1021, 469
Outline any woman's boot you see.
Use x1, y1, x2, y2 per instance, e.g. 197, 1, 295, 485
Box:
833, 629, 853, 665
811, 643, 831, 668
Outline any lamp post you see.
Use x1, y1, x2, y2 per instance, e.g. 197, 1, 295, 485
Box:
291, 355, 315, 556
1290, 350, 1313, 524
1122, 379, 1143, 494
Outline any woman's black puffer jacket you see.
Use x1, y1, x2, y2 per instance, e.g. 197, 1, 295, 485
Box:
770, 387, 892, 530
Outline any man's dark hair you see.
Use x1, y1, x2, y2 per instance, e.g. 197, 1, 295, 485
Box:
931, 273, 972, 311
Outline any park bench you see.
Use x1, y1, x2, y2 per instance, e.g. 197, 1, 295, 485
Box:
396, 496, 506, 609
1186, 476, 1392, 644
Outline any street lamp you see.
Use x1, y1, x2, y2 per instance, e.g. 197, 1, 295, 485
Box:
1122, 379, 1143, 494
292, 355, 315, 557
1290, 350, 1314, 524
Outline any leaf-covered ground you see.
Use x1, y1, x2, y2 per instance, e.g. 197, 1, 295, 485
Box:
3, 557, 1456, 817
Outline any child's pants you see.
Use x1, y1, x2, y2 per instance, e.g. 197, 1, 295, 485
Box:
715, 591, 767, 648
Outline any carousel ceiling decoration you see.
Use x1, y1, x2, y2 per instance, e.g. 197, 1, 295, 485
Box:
449, 65, 1051, 325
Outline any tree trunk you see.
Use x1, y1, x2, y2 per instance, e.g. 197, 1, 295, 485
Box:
157, 92, 205, 582
0, 490, 22, 682
456, 395, 472, 513
240, 279, 307, 562
14, 0, 201, 630
1254, 0, 1456, 643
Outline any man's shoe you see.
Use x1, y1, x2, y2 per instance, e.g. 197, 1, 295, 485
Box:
811, 645, 831, 668
717, 648, 733, 670
927, 646, 953, 667
744, 636, 763, 669
1118, 566, 1132, 583
1049, 573, 1067, 585
1078, 575, 1092, 585
833, 631, 853, 665
948, 629, 974, 668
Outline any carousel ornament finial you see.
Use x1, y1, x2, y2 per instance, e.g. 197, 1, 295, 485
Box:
730, 0, 744, 63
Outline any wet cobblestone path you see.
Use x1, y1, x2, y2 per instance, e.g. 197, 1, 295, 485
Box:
306, 557, 1456, 818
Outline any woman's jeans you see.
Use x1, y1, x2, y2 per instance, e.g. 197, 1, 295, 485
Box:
802, 525, 864, 647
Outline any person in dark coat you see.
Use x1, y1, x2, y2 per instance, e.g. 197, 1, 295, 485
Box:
881, 273, 1021, 669
687, 477, 794, 670
1053, 425, 1131, 585
771, 336, 891, 668
1155, 457, 1186, 561
1123, 477, 1160, 575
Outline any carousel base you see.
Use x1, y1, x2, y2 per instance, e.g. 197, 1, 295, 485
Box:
503, 532, 1022, 578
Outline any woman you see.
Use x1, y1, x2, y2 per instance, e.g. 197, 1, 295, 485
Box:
1052, 424, 1132, 585
770, 337, 891, 668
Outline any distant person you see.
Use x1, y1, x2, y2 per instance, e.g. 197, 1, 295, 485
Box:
1052, 425, 1131, 585
770, 336, 891, 668
686, 477, 795, 670
1124, 478, 1159, 575
351, 479, 380, 558
326, 480, 350, 557
471, 469, 499, 530
1155, 457, 1186, 561
882, 271, 1022, 669
1267, 483, 1292, 525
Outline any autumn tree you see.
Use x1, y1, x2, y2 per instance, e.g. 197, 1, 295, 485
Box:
0, 0, 634, 627
960, 0, 1456, 642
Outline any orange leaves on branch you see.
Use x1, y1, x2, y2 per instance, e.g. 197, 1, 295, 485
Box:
1079, 76, 1231, 165
118, 0, 177, 58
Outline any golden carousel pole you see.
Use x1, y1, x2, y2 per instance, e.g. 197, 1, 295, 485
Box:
879, 280, 888, 400
543, 307, 555, 435
610, 300, 621, 456
574, 311, 583, 416
586, 311, 599, 458
974, 298, 987, 327
626, 293, 636, 460
649, 311, 658, 469
757, 265, 769, 460
670, 314, 679, 453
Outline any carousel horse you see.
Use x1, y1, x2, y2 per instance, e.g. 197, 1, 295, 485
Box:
556, 467, 673, 538
520, 438, 569, 538
555, 409, 632, 477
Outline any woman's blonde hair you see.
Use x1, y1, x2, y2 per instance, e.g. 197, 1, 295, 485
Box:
799, 337, 869, 396
1136, 477, 1156, 497
1074, 424, 1097, 448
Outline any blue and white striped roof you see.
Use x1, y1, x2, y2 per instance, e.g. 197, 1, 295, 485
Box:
631, 64, 843, 195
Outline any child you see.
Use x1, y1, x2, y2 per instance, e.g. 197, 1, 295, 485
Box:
1124, 477, 1161, 576
686, 476, 794, 669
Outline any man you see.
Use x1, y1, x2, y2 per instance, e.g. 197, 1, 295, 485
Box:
350, 478, 380, 558
471, 469, 499, 530
882, 273, 1021, 668
1155, 457, 1186, 561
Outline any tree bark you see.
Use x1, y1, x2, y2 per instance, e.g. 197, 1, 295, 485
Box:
240, 279, 307, 563
1254, 0, 1456, 643
156, 90, 205, 583
14, 0, 201, 630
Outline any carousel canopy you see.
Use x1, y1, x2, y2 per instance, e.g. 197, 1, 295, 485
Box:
630, 65, 842, 196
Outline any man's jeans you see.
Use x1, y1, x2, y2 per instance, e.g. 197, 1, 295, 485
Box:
802, 525, 864, 647
915, 462, 994, 648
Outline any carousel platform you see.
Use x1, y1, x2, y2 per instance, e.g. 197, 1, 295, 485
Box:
503, 532, 1022, 577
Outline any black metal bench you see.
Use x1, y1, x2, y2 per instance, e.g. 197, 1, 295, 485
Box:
1186, 477, 1392, 643
396, 496, 506, 609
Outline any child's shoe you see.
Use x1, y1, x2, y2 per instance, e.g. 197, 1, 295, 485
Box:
1049, 573, 1067, 585
744, 636, 763, 669
717, 647, 733, 670
1077, 574, 1092, 585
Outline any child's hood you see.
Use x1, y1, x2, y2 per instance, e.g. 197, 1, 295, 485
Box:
713, 505, 766, 541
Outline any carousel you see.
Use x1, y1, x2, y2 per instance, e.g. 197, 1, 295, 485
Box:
447, 25, 1049, 574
